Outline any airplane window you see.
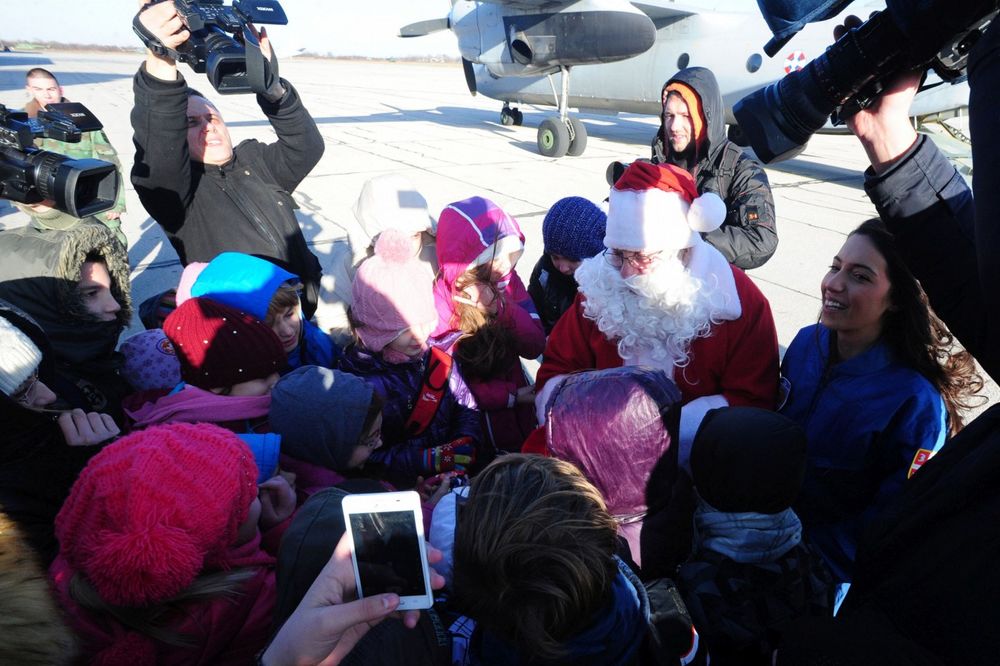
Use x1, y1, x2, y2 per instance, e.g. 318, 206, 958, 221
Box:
747, 54, 763, 73
677, 53, 690, 69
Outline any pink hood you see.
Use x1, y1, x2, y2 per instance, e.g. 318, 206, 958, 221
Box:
433, 197, 539, 334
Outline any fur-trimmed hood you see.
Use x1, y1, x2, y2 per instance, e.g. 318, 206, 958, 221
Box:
0, 222, 130, 365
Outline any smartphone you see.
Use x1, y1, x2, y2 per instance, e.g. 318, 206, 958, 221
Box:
341, 491, 434, 610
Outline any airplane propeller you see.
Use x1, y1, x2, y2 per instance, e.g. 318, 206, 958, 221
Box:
462, 58, 477, 96
399, 17, 451, 38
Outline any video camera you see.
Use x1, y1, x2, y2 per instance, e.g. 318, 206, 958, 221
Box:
734, 0, 998, 163
134, 0, 288, 95
0, 103, 119, 218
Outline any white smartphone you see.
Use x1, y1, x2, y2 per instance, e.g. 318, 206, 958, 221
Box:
341, 491, 434, 610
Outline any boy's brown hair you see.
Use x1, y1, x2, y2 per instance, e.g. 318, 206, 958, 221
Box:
265, 282, 301, 327
452, 454, 619, 660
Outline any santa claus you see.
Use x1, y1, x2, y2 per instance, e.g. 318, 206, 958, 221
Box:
535, 161, 779, 466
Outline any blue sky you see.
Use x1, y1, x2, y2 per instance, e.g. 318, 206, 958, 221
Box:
4, 0, 459, 58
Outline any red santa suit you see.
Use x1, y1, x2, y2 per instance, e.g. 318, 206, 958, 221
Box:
535, 161, 779, 465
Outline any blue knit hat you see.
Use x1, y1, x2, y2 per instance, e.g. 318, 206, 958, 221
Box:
542, 197, 607, 261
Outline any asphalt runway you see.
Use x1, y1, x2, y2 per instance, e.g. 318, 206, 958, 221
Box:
2, 49, 993, 410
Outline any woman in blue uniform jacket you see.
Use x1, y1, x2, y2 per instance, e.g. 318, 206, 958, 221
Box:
780, 218, 982, 586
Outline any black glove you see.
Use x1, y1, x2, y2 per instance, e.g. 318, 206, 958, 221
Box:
243, 24, 285, 102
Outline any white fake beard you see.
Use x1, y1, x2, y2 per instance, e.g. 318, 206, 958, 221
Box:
574, 253, 724, 368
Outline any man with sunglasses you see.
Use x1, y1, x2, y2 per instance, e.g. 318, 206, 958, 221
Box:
536, 161, 779, 467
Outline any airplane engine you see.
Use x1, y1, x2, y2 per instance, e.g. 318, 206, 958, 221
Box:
450, 0, 656, 77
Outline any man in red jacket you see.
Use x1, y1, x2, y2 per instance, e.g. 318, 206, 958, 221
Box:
536, 161, 778, 468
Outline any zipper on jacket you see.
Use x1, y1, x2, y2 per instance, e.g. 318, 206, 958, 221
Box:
218, 165, 282, 250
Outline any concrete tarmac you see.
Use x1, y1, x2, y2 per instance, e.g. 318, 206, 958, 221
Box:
2, 49, 993, 410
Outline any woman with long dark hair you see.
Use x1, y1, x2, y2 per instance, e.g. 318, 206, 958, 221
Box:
780, 218, 982, 586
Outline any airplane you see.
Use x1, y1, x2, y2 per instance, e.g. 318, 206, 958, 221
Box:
401, 0, 971, 160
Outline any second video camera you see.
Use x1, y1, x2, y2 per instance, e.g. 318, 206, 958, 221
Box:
0, 104, 119, 218
135, 0, 288, 95
734, 0, 997, 163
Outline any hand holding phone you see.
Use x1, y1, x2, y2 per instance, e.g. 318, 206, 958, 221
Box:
262, 530, 444, 666
342, 491, 434, 610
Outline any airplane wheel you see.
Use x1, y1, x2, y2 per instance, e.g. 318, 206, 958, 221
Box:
538, 117, 569, 158
512, 108, 524, 126
500, 107, 516, 126
567, 117, 588, 156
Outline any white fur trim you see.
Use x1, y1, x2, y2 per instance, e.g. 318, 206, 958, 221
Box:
678, 394, 729, 473
605, 188, 696, 251
688, 192, 726, 232
685, 239, 741, 320
535, 374, 568, 425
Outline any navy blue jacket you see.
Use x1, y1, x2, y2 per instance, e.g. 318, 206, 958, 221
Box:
339, 345, 481, 487
780, 324, 946, 583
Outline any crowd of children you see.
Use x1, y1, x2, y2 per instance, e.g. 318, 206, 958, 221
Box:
2, 15, 999, 666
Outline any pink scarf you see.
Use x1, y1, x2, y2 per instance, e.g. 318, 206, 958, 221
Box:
125, 385, 271, 429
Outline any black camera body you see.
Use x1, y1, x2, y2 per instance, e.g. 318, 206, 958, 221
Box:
0, 104, 119, 218
735, 0, 998, 163
135, 0, 288, 95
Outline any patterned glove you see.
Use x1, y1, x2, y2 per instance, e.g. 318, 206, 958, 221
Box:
422, 437, 476, 474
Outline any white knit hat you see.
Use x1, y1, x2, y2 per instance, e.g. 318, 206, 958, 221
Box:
605, 161, 726, 252
0, 317, 43, 397
353, 174, 437, 241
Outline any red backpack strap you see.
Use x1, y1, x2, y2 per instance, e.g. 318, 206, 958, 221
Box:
405, 346, 453, 437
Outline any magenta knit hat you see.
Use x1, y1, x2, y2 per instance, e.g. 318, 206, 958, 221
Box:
164, 298, 286, 390
351, 228, 437, 353
54, 423, 259, 607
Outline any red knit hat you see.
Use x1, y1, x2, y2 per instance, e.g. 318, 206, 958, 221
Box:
606, 161, 725, 252
54, 423, 260, 607
164, 297, 286, 390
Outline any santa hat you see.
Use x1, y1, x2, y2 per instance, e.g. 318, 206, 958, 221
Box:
54, 423, 260, 607
605, 161, 726, 252
351, 228, 437, 353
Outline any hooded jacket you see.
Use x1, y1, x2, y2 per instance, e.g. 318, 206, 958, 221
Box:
339, 344, 482, 487
0, 301, 105, 565
130, 65, 324, 318
0, 222, 132, 421
432, 198, 546, 452
190, 252, 340, 369
651, 67, 777, 269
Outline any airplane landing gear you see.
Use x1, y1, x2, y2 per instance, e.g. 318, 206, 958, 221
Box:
500, 105, 523, 126
537, 66, 587, 158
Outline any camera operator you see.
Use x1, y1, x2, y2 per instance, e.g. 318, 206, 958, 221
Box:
131, 0, 325, 319
21, 68, 129, 247
776, 15, 1000, 666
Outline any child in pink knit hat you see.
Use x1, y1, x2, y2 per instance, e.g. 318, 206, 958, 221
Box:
341, 229, 483, 488
49, 423, 282, 665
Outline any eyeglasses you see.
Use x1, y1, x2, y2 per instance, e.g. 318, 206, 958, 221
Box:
604, 248, 663, 270
12, 371, 40, 406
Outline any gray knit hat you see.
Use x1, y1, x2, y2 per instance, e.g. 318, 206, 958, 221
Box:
0, 316, 43, 397
542, 196, 607, 261
270, 366, 375, 471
